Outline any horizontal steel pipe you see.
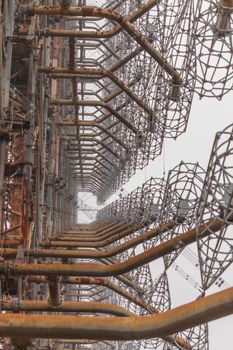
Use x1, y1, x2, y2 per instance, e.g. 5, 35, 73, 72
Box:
18, 0, 156, 39
0, 221, 176, 260
2, 300, 133, 316
1, 300, 190, 348
71, 221, 118, 234
64, 221, 129, 238
19, 4, 182, 83
56, 222, 142, 242
39, 67, 154, 117
0, 287, 232, 340
0, 219, 222, 277
50, 99, 137, 134
42, 222, 145, 248
28, 276, 156, 313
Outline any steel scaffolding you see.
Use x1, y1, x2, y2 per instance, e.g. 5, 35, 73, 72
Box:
0, 1, 233, 350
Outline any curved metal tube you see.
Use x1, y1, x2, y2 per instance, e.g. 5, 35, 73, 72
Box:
28, 276, 156, 313
0, 221, 176, 260
42, 222, 145, 248
0, 218, 222, 277
1, 299, 190, 349
0, 287, 232, 342
56, 222, 143, 241
19, 4, 182, 83
2, 300, 134, 316
19, 0, 157, 39
39, 67, 154, 118
51, 99, 137, 134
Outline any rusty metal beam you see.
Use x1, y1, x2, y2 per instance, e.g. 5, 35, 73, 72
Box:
73, 220, 111, 232
19, 0, 157, 40
0, 221, 175, 260
67, 221, 127, 237
51, 99, 137, 134
0, 218, 223, 277
56, 219, 169, 241
58, 121, 128, 150
28, 276, 156, 313
68, 36, 85, 188
63, 221, 129, 238
40, 67, 154, 118
78, 221, 119, 234
0, 287, 232, 341
19, 4, 182, 84
1, 300, 133, 316
42, 222, 146, 248
1, 299, 190, 348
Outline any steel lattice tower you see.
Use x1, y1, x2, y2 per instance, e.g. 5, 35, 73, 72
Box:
0, 1, 233, 350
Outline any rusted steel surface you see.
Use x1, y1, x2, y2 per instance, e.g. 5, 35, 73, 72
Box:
0, 220, 177, 259
67, 221, 128, 237
1, 2, 233, 350
19, 0, 157, 39
1, 300, 134, 316
57, 221, 142, 240
39, 67, 154, 117
41, 222, 146, 248
28, 276, 157, 313
0, 218, 223, 277
73, 221, 116, 234
50, 99, 137, 133
20, 5, 182, 83
0, 300, 190, 348
0, 287, 233, 340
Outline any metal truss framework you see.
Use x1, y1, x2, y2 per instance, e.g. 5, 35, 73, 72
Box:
0, 1, 233, 350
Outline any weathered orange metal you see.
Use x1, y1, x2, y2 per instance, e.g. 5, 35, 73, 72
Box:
19, 0, 156, 39
57, 221, 143, 241
38, 67, 155, 118
28, 276, 157, 313
71, 221, 116, 235
221, 0, 233, 7
41, 222, 146, 248
51, 99, 137, 134
0, 218, 223, 277
19, 4, 182, 83
1, 300, 134, 316
66, 221, 129, 237
0, 287, 233, 340
1, 299, 190, 348
0, 221, 176, 259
